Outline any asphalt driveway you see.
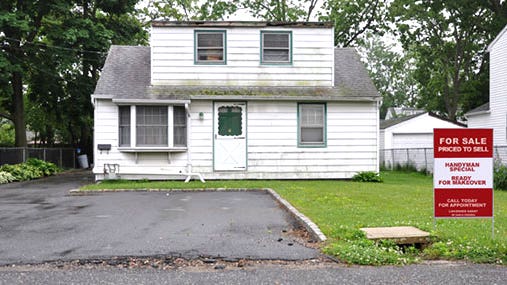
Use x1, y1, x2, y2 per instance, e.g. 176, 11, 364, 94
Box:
0, 171, 319, 265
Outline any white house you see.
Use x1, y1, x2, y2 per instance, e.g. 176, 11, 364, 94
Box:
465, 24, 507, 146
91, 21, 380, 181
380, 112, 465, 150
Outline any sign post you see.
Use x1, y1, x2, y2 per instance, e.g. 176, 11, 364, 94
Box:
433, 128, 494, 238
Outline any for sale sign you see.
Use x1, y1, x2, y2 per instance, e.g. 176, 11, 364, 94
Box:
433, 129, 493, 218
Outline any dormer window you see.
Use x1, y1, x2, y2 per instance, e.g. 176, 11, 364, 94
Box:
261, 31, 292, 64
195, 30, 226, 64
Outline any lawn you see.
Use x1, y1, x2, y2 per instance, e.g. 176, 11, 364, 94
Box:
81, 171, 507, 265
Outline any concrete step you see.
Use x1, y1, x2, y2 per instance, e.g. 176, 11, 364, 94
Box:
360, 226, 430, 245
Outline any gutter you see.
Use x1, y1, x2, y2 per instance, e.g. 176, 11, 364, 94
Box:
189, 95, 381, 102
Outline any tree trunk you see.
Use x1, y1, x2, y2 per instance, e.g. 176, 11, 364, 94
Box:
12, 71, 27, 147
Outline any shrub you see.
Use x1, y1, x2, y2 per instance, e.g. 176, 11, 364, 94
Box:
0, 164, 43, 181
0, 171, 15, 184
352, 171, 383, 183
493, 159, 507, 190
0, 159, 61, 183
24, 158, 60, 176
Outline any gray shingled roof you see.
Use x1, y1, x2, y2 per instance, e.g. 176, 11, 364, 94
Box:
94, 46, 150, 98
93, 45, 379, 101
334, 48, 378, 99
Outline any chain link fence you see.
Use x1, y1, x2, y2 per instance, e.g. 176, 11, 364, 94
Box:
0, 148, 76, 169
380, 146, 507, 173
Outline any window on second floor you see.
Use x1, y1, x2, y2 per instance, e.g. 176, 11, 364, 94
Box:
261, 31, 292, 64
195, 30, 226, 64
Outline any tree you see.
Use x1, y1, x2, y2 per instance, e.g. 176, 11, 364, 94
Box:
31, 1, 146, 153
1, 0, 146, 151
0, 0, 55, 146
242, 0, 319, 21
359, 33, 417, 119
319, 0, 389, 47
391, 0, 507, 120
142, 0, 240, 21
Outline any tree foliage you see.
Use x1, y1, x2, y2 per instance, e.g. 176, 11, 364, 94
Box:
1, 1, 146, 151
391, 0, 507, 120
142, 0, 240, 21
319, 0, 389, 47
360, 33, 417, 119
242, 0, 319, 21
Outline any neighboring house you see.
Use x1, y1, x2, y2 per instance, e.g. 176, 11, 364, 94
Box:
384, 107, 425, 120
380, 112, 465, 150
91, 21, 380, 181
466, 24, 507, 146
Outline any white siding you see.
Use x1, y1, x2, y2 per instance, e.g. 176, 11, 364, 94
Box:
93, 99, 379, 180
488, 30, 507, 146
467, 113, 491, 129
392, 133, 433, 149
150, 26, 334, 87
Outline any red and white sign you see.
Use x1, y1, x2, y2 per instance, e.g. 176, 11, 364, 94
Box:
433, 129, 493, 218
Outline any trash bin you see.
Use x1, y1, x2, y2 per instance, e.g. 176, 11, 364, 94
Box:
77, 154, 89, 169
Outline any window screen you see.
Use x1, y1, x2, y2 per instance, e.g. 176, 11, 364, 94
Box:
119, 106, 131, 146
173, 106, 187, 147
218, 106, 242, 136
136, 106, 168, 146
299, 104, 325, 146
196, 32, 225, 63
262, 32, 291, 63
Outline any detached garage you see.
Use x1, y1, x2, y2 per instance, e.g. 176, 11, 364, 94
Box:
380, 112, 465, 150
380, 112, 465, 171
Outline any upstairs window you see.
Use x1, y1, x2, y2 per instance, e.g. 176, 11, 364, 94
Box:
195, 31, 226, 64
298, 103, 326, 147
261, 31, 292, 64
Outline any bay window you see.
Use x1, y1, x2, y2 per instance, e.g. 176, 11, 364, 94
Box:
118, 105, 187, 149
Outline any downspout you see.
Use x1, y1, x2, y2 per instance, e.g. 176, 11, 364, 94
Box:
184, 103, 205, 183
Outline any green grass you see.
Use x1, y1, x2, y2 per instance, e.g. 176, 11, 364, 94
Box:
81, 171, 507, 265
